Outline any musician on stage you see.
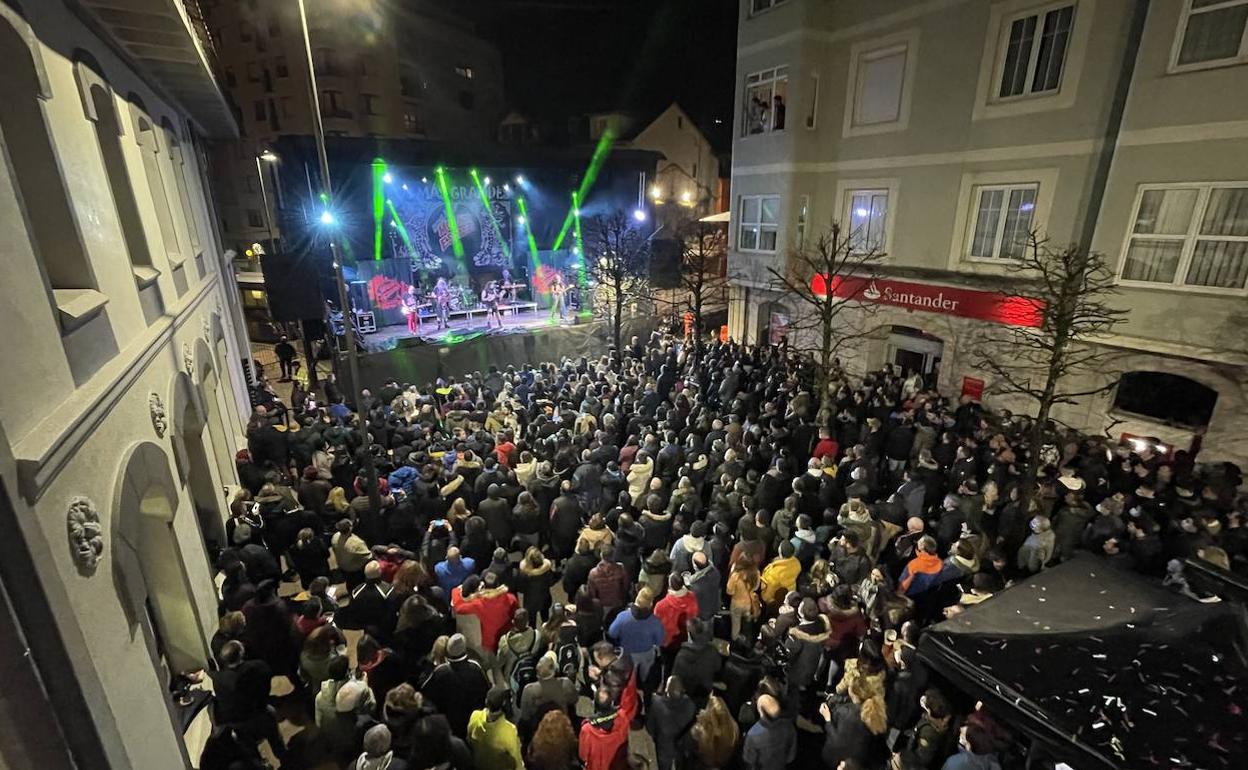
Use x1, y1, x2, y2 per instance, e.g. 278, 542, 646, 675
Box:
549, 271, 567, 322
482, 280, 505, 329
402, 285, 421, 334
434, 277, 452, 330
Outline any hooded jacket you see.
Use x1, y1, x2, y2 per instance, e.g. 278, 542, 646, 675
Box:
627, 457, 654, 500
669, 533, 705, 574
467, 708, 524, 770
760, 556, 801, 606
898, 551, 945, 596
785, 615, 830, 689
587, 560, 630, 612
517, 557, 558, 618
671, 635, 722, 698
685, 563, 722, 622
578, 670, 639, 770
654, 587, 700, 648
453, 585, 518, 652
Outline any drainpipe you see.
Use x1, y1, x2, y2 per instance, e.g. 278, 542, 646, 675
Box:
1075, 0, 1151, 252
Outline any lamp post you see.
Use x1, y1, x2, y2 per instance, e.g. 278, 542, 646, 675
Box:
297, 0, 379, 515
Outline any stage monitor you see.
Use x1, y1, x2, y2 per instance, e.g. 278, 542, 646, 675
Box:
261, 252, 327, 321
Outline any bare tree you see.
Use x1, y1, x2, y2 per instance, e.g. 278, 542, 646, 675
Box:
584, 211, 653, 359
767, 222, 885, 417
972, 235, 1128, 513
678, 217, 730, 363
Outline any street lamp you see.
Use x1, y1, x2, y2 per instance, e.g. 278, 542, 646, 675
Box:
297, 0, 380, 514
255, 150, 279, 255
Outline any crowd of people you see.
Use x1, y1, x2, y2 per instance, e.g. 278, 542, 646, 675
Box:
208, 331, 1246, 770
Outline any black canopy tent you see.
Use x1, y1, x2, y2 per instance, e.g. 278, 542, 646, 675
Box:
917, 557, 1248, 770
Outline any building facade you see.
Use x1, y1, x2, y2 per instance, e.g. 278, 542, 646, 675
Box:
727, 0, 1248, 465
202, 0, 505, 256
0, 0, 250, 767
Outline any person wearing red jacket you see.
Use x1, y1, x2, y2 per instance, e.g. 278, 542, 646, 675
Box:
812, 427, 840, 462
453, 571, 518, 652
579, 665, 639, 770
653, 573, 699, 649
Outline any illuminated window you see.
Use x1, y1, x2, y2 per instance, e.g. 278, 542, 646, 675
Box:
737, 195, 780, 252
844, 189, 889, 253
967, 184, 1037, 260
742, 66, 788, 136
455, 65, 474, 79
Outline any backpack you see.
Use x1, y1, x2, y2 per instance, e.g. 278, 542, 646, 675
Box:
509, 653, 539, 698
555, 641, 582, 682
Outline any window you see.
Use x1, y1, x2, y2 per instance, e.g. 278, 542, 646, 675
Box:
1120, 184, 1248, 292
455, 65, 474, 79
133, 114, 181, 262
1112, 372, 1218, 428
996, 4, 1075, 99
1174, 0, 1248, 69
795, 195, 809, 251
742, 66, 788, 136
267, 17, 281, 37
247, 209, 265, 228
403, 106, 424, 134
750, 0, 789, 14
320, 90, 349, 118
677, 116, 683, 130
737, 195, 780, 252
361, 94, 381, 116
849, 41, 910, 130
239, 22, 252, 42
280, 96, 294, 117
255, 34, 266, 53
805, 73, 820, 129
275, 56, 289, 78
246, 61, 261, 82
845, 189, 890, 253
253, 100, 266, 121
967, 184, 1038, 260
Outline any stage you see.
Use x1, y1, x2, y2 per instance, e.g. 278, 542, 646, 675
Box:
341, 311, 657, 394
361, 305, 576, 352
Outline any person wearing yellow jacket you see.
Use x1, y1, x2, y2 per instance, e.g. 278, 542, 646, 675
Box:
468, 688, 524, 770
760, 541, 801, 610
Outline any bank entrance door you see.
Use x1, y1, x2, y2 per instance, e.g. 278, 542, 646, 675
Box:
887, 326, 944, 387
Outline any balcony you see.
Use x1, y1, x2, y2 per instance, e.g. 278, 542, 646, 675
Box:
76, 0, 236, 137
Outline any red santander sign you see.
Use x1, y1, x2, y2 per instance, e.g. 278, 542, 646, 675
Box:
811, 275, 1044, 328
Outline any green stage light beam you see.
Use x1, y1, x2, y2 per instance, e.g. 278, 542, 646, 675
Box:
371, 158, 387, 261
385, 200, 414, 255
516, 196, 540, 277
434, 166, 465, 259
470, 169, 510, 259
552, 127, 617, 250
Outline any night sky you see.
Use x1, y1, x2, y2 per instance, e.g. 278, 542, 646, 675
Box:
445, 0, 739, 150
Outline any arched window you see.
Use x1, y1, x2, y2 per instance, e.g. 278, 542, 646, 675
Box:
129, 99, 182, 265
0, 10, 105, 330
1111, 372, 1218, 429
73, 53, 157, 286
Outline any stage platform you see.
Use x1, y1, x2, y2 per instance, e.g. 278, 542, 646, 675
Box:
362, 307, 569, 352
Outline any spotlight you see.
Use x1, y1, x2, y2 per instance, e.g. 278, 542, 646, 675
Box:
854, 208, 869, 218
402, 183, 409, 191
572, 246, 581, 255
515, 174, 525, 185
574, 208, 581, 217
680, 191, 692, 203
421, 176, 428, 184
319, 210, 335, 225
390, 221, 397, 227
483, 176, 491, 186
633, 208, 647, 222
503, 183, 511, 193
650, 185, 661, 199
383, 172, 393, 184
259, 150, 278, 162
517, 215, 527, 225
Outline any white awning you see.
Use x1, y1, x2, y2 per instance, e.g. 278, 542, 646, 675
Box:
700, 211, 731, 223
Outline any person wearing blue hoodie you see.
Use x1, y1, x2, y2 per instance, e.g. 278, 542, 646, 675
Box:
607, 587, 665, 684
940, 724, 1002, 770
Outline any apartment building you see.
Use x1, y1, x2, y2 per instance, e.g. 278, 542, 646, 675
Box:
201, 0, 505, 255
0, 0, 251, 767
727, 0, 1248, 465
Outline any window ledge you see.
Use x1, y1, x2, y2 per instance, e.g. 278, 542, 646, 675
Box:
53, 289, 108, 333
133, 266, 161, 289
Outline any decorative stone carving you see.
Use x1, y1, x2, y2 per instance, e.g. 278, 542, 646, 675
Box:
202, 315, 212, 341
149, 392, 167, 438
183, 342, 193, 375
67, 496, 103, 572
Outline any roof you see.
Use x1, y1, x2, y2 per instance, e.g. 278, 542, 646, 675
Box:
918, 557, 1248, 770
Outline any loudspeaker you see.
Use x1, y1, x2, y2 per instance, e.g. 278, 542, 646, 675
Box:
261, 252, 327, 321
649, 237, 681, 289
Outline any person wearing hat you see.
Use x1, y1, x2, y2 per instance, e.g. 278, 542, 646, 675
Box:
1017, 516, 1055, 574
519, 652, 580, 729
422, 632, 490, 739
468, 687, 524, 770
322, 676, 377, 762
348, 723, 407, 770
